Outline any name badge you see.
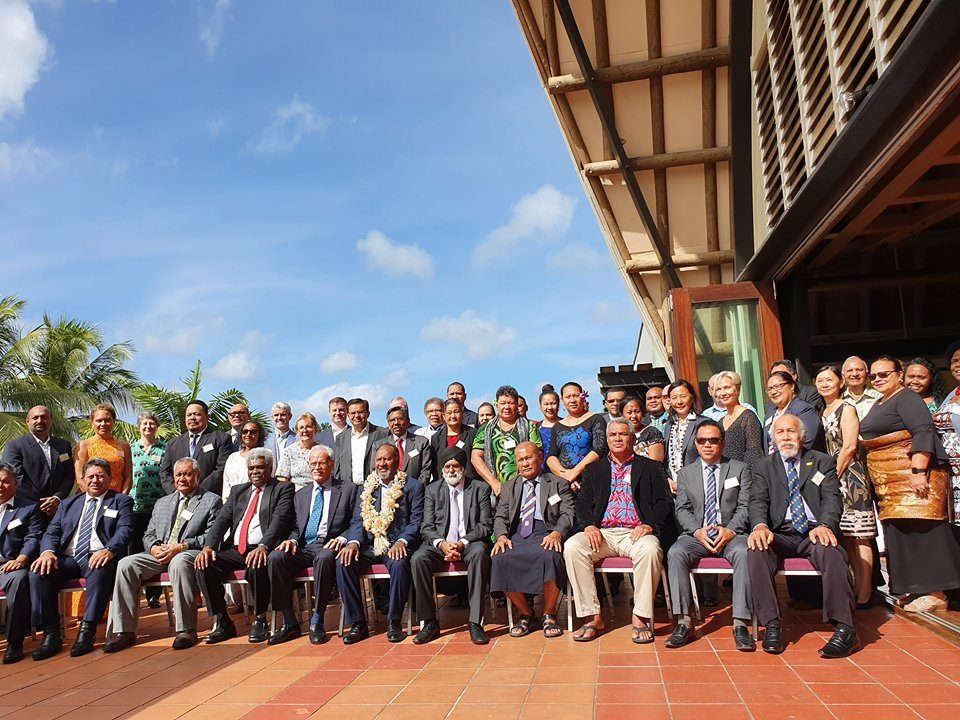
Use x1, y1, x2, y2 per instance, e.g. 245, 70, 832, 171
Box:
723, 476, 739, 489
547, 493, 561, 506
7, 518, 22, 530
455, 440, 465, 449
180, 510, 194, 521
104, 508, 119, 518
811, 471, 824, 486
202, 443, 214, 453
408, 448, 420, 458
502, 439, 516, 449
58, 452, 70, 462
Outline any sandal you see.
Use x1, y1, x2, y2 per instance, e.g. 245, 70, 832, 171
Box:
509, 614, 537, 637
903, 593, 948, 613
573, 623, 603, 642
632, 625, 654, 644
542, 614, 563, 638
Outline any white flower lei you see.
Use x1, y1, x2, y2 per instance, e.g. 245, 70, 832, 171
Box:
360, 470, 407, 556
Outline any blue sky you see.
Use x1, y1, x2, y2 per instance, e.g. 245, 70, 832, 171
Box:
1, 0, 642, 424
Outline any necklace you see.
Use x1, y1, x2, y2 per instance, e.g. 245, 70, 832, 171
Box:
359, 471, 408, 556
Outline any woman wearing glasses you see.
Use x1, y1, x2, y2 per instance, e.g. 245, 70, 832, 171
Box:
763, 371, 823, 454
222, 420, 267, 502
860, 356, 960, 613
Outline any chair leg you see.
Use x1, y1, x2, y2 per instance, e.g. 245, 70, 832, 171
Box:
506, 598, 514, 629
689, 573, 701, 623
407, 587, 414, 637
660, 569, 672, 624
163, 587, 174, 629
601, 574, 614, 613
567, 583, 574, 632
338, 600, 345, 637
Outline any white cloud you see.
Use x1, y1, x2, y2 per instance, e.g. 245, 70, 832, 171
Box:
209, 330, 267, 381
472, 185, 576, 267
320, 350, 358, 374
356, 230, 435, 279
383, 367, 409, 388
0, 0, 51, 120
546, 243, 605, 271
252, 95, 330, 155
420, 310, 518, 360
206, 117, 224, 136
296, 382, 390, 420
591, 300, 619, 324
198, 0, 231, 59
0, 139, 57, 180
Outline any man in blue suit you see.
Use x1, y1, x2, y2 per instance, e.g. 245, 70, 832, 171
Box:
29, 458, 133, 660
336, 443, 424, 644
0, 463, 44, 663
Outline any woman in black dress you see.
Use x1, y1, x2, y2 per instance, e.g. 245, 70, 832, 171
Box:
860, 356, 960, 612
714, 370, 764, 464
621, 395, 665, 462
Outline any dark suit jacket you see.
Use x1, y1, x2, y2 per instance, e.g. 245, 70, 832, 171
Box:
674, 457, 751, 535
462, 408, 479, 428
663, 414, 708, 472
420, 477, 492, 546
204, 478, 295, 552
428, 426, 478, 484
333, 423, 388, 484
2, 433, 74, 503
345, 475, 425, 553
0, 499, 43, 561
315, 426, 348, 449
763, 397, 825, 453
142, 489, 222, 551
159, 426, 233, 496
41, 490, 134, 558
493, 472, 574, 539
575, 455, 675, 539
373, 431, 433, 485
289, 478, 359, 545
766, 383, 825, 416
749, 450, 841, 535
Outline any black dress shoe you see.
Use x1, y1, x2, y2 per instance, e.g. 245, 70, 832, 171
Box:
664, 623, 694, 649
147, 597, 162, 609
70, 621, 97, 657
172, 630, 198, 650
343, 623, 369, 645
468, 622, 489, 645
3, 642, 23, 664
32, 630, 62, 661
387, 619, 405, 643
205, 617, 238, 644
309, 624, 329, 645
103, 631, 136, 653
819, 624, 859, 659
248, 615, 269, 643
413, 620, 440, 645
267, 624, 301, 646
733, 625, 755, 652
762, 621, 784, 654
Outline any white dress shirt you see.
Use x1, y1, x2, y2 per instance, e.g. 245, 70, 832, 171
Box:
32, 433, 52, 469
434, 481, 466, 547
65, 494, 106, 556
233, 487, 265, 547
350, 426, 371, 486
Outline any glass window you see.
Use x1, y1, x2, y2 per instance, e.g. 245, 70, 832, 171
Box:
691, 300, 764, 412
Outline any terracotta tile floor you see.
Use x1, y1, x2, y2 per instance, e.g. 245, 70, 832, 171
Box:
1, 592, 959, 720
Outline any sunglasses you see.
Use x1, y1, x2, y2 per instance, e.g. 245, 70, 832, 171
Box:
695, 437, 722, 445
868, 370, 897, 381
240, 430, 259, 436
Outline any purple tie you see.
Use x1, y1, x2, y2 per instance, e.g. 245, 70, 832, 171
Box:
519, 480, 537, 538
446, 489, 460, 543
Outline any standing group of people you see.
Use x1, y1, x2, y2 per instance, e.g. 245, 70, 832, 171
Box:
0, 353, 957, 664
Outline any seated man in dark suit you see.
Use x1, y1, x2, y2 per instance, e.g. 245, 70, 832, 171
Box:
1, 405, 74, 522
412, 446, 492, 645
30, 458, 134, 659
747, 413, 857, 658
564, 419, 673, 644
194, 448, 295, 644
336, 444, 424, 644
104, 457, 222, 652
491, 442, 574, 639
666, 419, 754, 650
0, 463, 44, 663
159, 400, 233, 496
267, 444, 359, 645
376, 405, 433, 485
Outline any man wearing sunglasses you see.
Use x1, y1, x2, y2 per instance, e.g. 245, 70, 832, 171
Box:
666, 419, 754, 650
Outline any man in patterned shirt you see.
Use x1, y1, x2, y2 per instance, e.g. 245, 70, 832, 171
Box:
563, 418, 674, 643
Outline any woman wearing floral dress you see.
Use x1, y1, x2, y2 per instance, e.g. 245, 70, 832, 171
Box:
546, 382, 606, 492
933, 341, 960, 524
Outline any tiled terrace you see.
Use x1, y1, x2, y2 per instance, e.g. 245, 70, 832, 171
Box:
1, 593, 959, 720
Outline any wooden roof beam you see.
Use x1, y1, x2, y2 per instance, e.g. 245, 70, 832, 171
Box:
626, 250, 734, 274
891, 176, 960, 204
583, 146, 732, 176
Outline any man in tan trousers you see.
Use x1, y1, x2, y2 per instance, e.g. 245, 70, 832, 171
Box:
563, 418, 674, 643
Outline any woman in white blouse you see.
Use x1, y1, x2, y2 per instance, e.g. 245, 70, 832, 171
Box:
277, 412, 319, 491
222, 420, 269, 502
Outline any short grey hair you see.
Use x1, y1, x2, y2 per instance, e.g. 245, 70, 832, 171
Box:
606, 417, 633, 434
246, 447, 275, 469
173, 457, 200, 473
716, 370, 742, 388
137, 411, 160, 426
0, 463, 17, 482
309, 444, 334, 461
773, 413, 807, 442
271, 402, 292, 414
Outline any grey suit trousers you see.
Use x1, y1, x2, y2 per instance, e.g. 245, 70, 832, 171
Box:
667, 534, 751, 621
411, 541, 490, 626
109, 549, 201, 633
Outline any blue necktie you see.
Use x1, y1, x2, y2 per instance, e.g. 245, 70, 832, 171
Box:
305, 488, 325, 545
74, 497, 97, 567
704, 464, 719, 538
786, 458, 809, 533
189, 433, 199, 456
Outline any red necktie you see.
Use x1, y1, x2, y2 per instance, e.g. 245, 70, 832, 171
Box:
237, 485, 262, 554
396, 437, 405, 467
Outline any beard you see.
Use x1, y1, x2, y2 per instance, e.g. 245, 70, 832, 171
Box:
376, 469, 394, 482
443, 471, 464, 487
777, 443, 800, 459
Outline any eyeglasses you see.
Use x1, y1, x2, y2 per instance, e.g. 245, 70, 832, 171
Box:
695, 437, 722, 446
868, 370, 897, 381
240, 430, 258, 436
228, 411, 247, 417
766, 382, 789, 392
308, 461, 329, 469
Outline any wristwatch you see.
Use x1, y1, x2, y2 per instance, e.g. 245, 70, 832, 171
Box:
910, 468, 928, 474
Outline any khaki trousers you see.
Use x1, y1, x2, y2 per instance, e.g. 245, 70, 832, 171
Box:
563, 527, 662, 619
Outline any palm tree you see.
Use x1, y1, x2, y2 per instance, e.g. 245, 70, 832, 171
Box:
132, 361, 268, 441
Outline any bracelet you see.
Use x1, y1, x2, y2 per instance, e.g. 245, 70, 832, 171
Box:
910, 468, 928, 475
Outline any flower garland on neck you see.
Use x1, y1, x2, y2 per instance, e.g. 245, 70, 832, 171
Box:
360, 470, 408, 556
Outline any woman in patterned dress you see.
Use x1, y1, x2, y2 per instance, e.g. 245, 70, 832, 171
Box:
276, 412, 319, 491
471, 385, 542, 497
815, 365, 877, 606
129, 411, 168, 606
546, 382, 606, 492
933, 341, 960, 524
621, 395, 665, 463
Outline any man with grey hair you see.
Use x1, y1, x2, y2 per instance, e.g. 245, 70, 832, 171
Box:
265, 402, 297, 459
195, 448, 295, 644
747, 413, 857, 658
104, 457, 221, 652
267, 444, 359, 645
841, 356, 882, 420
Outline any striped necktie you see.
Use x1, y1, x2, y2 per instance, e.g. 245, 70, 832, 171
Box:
168, 495, 188, 543
786, 458, 809, 533
704, 464, 719, 538
519, 479, 537, 538
74, 497, 98, 567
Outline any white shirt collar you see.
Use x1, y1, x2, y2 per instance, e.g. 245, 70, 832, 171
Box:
32, 433, 50, 446
700, 458, 720, 474
352, 425, 369, 438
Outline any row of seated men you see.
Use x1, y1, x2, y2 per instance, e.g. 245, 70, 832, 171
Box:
0, 412, 858, 664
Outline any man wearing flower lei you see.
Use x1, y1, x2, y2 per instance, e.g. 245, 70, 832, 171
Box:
336, 443, 424, 644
